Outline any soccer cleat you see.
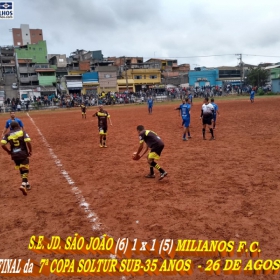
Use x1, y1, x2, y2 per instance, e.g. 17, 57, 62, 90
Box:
19, 184, 27, 196
26, 184, 31, 191
99, 144, 103, 148
145, 174, 155, 178
103, 145, 107, 148
159, 172, 168, 180
182, 138, 188, 141
210, 137, 215, 141
188, 136, 192, 138
203, 137, 207, 140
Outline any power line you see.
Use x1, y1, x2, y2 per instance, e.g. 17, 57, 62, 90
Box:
140, 54, 280, 59
243, 54, 280, 58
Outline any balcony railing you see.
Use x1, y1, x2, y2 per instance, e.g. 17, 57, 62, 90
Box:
19, 67, 36, 73
20, 76, 38, 83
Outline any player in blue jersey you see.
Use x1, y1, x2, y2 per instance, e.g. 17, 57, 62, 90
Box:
147, 96, 154, 114
2, 111, 24, 137
175, 98, 191, 140
211, 98, 220, 130
250, 88, 255, 103
177, 99, 186, 127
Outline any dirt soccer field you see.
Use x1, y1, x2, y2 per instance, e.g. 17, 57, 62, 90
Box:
1, 96, 280, 280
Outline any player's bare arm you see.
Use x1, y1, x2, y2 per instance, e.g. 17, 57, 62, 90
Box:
136, 142, 144, 156
2, 127, 8, 136
108, 117, 113, 126
27, 142, 32, 156
140, 144, 149, 158
1, 143, 11, 155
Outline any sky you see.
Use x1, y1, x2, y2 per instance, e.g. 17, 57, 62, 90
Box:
1, 0, 280, 68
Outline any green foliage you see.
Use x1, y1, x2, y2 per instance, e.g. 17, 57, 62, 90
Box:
246, 67, 270, 87
257, 88, 265, 95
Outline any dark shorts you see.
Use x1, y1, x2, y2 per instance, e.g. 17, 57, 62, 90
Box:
151, 145, 164, 157
99, 127, 107, 134
203, 116, 212, 125
13, 158, 29, 169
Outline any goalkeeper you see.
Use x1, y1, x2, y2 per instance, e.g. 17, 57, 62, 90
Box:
133, 125, 167, 180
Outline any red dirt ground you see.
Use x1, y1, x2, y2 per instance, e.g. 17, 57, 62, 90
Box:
1, 97, 280, 280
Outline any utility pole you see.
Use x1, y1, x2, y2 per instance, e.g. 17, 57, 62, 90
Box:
123, 56, 128, 92
236, 53, 243, 88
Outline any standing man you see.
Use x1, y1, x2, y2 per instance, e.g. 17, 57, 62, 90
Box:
188, 92, 193, 106
93, 105, 112, 148
133, 125, 167, 180
2, 111, 24, 136
80, 102, 87, 119
147, 96, 153, 114
211, 98, 220, 130
1, 121, 32, 195
250, 88, 255, 103
200, 97, 215, 140
175, 98, 191, 140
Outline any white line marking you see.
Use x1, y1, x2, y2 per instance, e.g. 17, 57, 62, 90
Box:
27, 113, 101, 231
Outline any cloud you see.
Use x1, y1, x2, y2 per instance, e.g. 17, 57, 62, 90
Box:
1, 0, 279, 67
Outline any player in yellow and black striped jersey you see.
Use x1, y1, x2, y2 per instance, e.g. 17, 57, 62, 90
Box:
133, 125, 168, 180
93, 105, 112, 148
1, 121, 32, 196
80, 103, 86, 119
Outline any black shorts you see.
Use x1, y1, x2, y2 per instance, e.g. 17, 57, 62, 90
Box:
203, 116, 212, 125
99, 127, 107, 134
151, 145, 164, 156
13, 158, 29, 169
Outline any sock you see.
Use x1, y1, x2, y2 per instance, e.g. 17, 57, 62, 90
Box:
213, 123, 216, 129
188, 131, 190, 136
150, 167, 154, 175
210, 128, 214, 137
183, 133, 186, 139
151, 161, 165, 173
203, 128, 206, 138
103, 136, 106, 145
21, 170, 29, 183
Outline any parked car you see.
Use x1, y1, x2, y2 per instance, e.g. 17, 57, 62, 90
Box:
12, 83, 18, 89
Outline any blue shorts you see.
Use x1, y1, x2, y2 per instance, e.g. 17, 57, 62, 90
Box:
182, 118, 190, 128
213, 114, 217, 122
250, 96, 254, 100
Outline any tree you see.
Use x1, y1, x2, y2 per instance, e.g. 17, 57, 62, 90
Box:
246, 67, 270, 87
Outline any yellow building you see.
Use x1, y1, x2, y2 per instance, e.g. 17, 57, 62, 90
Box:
117, 79, 135, 92
126, 68, 161, 91
68, 70, 87, 75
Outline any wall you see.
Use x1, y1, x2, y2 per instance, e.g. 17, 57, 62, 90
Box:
127, 68, 161, 85
272, 79, 280, 92
38, 75, 56, 86
188, 69, 219, 86
15, 41, 48, 63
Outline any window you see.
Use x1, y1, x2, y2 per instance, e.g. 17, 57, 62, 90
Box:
17, 42, 21, 45
104, 74, 111, 78
134, 75, 142, 79
150, 75, 157, 79
59, 58, 64, 62
33, 48, 35, 50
